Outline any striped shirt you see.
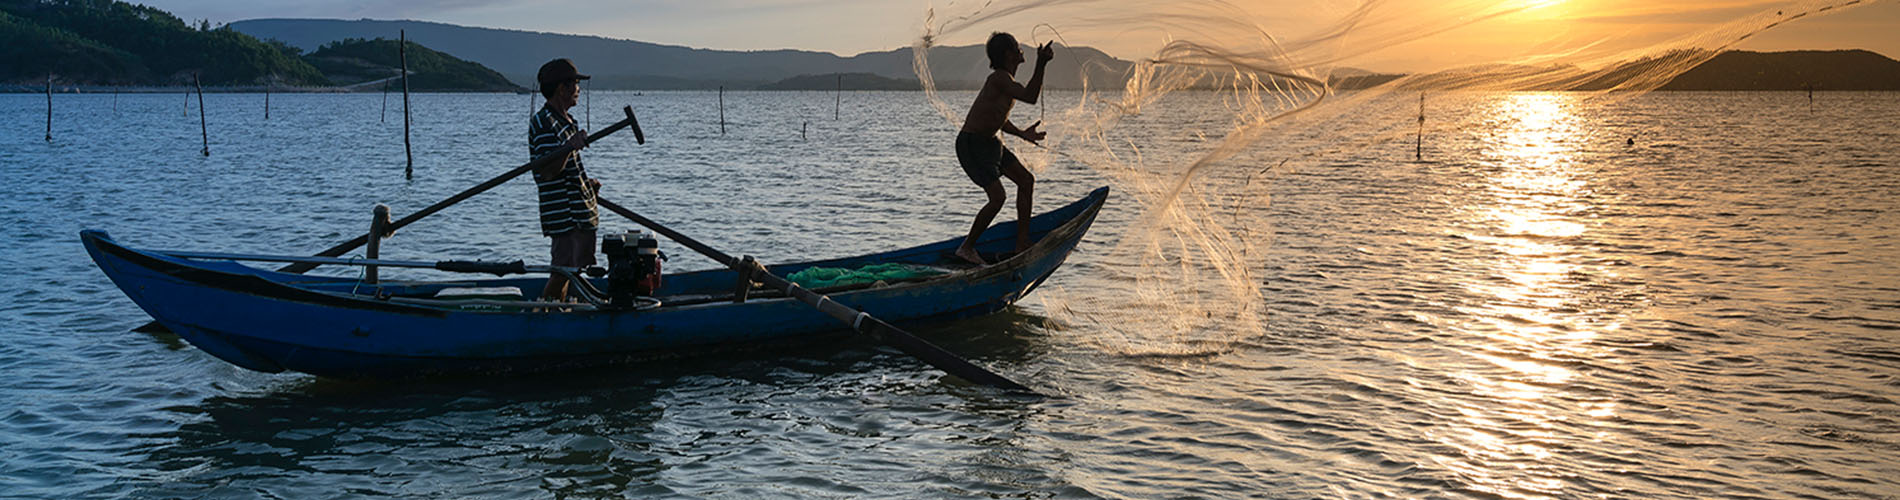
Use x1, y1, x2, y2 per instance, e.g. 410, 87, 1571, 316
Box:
529, 105, 598, 236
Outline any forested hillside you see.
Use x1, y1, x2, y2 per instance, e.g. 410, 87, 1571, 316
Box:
0, 0, 326, 86
306, 37, 523, 92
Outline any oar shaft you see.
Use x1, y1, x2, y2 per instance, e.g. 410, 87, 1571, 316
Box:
596, 198, 735, 268
596, 195, 1034, 393
281, 106, 643, 274
756, 267, 1034, 392
160, 250, 543, 276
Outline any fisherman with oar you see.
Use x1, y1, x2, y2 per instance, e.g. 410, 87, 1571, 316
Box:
529, 58, 604, 303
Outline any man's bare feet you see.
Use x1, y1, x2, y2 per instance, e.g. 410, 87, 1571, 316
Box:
954, 246, 987, 266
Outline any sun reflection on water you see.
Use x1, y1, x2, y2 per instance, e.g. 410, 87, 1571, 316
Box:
1432, 92, 1625, 499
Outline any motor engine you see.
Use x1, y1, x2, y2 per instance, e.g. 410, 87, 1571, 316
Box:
600, 230, 665, 308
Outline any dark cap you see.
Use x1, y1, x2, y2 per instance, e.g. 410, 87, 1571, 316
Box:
536, 58, 591, 88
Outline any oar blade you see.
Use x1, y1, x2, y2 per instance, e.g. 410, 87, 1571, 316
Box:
858, 316, 1036, 394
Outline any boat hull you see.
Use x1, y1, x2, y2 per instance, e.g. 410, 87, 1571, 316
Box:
84, 187, 1107, 378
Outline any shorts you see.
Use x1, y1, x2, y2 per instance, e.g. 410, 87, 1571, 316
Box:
549, 227, 597, 268
955, 131, 1017, 187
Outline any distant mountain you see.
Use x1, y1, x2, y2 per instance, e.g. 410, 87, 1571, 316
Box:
759, 72, 920, 91
306, 37, 523, 92
1, 0, 326, 86
1659, 50, 1900, 90
228, 18, 1133, 90
1327, 50, 1900, 91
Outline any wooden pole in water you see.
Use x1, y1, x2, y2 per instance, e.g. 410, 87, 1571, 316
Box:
381, 81, 388, 123
835, 73, 841, 120
195, 72, 209, 156
1415, 92, 1424, 162
264, 74, 271, 120
366, 204, 390, 284
584, 78, 591, 130
718, 86, 726, 135
401, 30, 414, 180
44, 73, 52, 142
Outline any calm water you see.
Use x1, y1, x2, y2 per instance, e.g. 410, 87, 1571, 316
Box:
1, 90, 1897, 499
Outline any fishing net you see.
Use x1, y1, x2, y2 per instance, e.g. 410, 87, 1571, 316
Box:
911, 0, 1879, 357
787, 263, 950, 288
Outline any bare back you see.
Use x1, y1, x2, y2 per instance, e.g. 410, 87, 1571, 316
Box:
960, 70, 1021, 136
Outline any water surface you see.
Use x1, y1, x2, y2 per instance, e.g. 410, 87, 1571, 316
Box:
1, 90, 1897, 498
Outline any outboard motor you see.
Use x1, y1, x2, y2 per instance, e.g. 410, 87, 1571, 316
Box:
632, 231, 665, 297
600, 230, 665, 309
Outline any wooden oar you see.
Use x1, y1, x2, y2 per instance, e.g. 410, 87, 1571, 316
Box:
595, 196, 1036, 393
134, 106, 646, 333
156, 250, 535, 275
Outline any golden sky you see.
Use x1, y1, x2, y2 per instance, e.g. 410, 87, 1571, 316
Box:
139, 0, 1899, 72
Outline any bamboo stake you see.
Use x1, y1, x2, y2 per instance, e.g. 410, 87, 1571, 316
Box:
401, 30, 414, 180
718, 86, 726, 135
1415, 92, 1424, 162
44, 74, 52, 142
835, 73, 841, 120
264, 74, 271, 120
196, 72, 209, 156
381, 81, 388, 123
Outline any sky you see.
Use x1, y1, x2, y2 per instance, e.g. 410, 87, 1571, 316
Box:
134, 0, 1900, 73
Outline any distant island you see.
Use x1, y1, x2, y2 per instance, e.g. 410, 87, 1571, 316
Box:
226, 18, 1134, 91
2, 0, 523, 91
226, 18, 1900, 92
759, 73, 921, 91
1660, 50, 1900, 90
305, 38, 523, 92
2, 0, 324, 87
1332, 50, 1900, 91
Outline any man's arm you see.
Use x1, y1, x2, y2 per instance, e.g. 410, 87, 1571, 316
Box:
529, 119, 584, 178
1001, 120, 1046, 144
1001, 42, 1055, 105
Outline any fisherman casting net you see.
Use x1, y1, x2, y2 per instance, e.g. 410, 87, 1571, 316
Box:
911, 0, 1879, 357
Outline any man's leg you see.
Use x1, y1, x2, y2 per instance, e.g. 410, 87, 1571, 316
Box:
542, 232, 573, 301
541, 274, 569, 302
957, 180, 1007, 265
1000, 153, 1035, 252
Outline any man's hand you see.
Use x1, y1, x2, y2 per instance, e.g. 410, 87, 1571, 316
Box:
1017, 121, 1047, 144
1037, 42, 1054, 64
566, 131, 587, 151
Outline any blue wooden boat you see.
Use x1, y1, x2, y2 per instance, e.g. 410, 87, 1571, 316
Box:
83, 187, 1107, 378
